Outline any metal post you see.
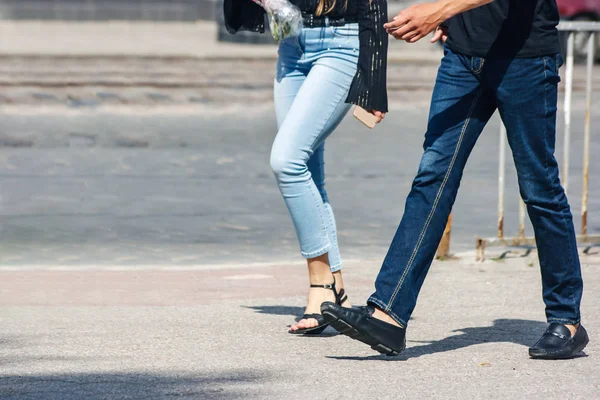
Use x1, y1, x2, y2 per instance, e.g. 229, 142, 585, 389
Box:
562, 32, 575, 195
475, 22, 600, 257
476, 238, 486, 262
581, 32, 596, 237
498, 124, 506, 239
436, 214, 452, 259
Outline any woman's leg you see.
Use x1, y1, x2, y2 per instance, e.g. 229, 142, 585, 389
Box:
274, 39, 340, 331
272, 54, 356, 330
307, 143, 350, 313
271, 55, 355, 260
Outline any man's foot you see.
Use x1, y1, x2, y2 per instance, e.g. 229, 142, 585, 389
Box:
321, 302, 406, 356
529, 323, 589, 359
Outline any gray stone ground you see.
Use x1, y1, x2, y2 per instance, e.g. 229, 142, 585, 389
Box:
0, 256, 599, 399
0, 21, 599, 399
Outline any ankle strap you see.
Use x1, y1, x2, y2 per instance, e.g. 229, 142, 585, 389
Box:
310, 283, 334, 290
309, 278, 348, 305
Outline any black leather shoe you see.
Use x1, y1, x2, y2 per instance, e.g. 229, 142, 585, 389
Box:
529, 323, 589, 359
321, 302, 406, 356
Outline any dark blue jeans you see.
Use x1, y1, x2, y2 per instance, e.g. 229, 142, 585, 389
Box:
368, 46, 583, 328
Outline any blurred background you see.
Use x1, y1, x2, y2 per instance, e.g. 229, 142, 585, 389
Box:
0, 0, 598, 269
0, 0, 214, 20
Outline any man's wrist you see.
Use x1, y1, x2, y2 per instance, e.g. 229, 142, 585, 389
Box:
435, 0, 456, 24
435, 0, 495, 23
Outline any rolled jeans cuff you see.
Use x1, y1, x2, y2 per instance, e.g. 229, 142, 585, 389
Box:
547, 317, 581, 325
301, 244, 331, 260
329, 262, 343, 273
367, 296, 408, 328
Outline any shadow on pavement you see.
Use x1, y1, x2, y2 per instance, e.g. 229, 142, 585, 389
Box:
0, 371, 266, 400
327, 319, 552, 361
245, 305, 343, 336
245, 305, 304, 320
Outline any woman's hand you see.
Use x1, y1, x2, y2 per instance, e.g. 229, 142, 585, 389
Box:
371, 111, 386, 124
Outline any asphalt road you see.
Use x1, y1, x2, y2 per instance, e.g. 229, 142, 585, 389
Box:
1, 89, 599, 267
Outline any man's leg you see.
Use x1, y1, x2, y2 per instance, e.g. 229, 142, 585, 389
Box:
367, 50, 497, 328
496, 54, 587, 359
322, 48, 497, 355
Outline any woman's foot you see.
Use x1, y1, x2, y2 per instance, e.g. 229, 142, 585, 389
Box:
289, 266, 351, 333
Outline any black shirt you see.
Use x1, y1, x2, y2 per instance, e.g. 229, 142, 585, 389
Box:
445, 0, 561, 58
224, 0, 388, 112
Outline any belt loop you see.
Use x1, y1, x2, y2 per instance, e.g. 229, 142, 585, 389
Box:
324, 16, 330, 27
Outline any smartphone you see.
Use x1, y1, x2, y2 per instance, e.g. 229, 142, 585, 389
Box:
353, 106, 379, 129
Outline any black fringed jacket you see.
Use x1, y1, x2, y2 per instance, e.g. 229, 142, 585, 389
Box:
223, 0, 388, 112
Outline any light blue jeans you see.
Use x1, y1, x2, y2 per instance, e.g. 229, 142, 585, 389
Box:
270, 24, 359, 272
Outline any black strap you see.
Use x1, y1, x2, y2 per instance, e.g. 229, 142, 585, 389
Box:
310, 283, 334, 289
309, 279, 348, 305
301, 313, 324, 320
302, 13, 359, 28
548, 331, 569, 340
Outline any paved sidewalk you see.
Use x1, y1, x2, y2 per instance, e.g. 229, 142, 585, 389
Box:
0, 254, 598, 399
0, 21, 443, 62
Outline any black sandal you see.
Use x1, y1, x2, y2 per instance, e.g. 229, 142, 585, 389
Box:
289, 278, 349, 335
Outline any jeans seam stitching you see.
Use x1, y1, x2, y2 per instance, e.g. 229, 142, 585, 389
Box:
310, 182, 331, 251
385, 90, 483, 310
555, 183, 578, 313
323, 202, 342, 268
308, 84, 352, 249
543, 58, 549, 170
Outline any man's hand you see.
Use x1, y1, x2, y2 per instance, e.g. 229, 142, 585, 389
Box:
384, 2, 447, 43
430, 25, 449, 43
384, 0, 494, 43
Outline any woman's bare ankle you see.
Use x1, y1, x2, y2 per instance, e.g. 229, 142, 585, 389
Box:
307, 254, 334, 284
305, 256, 351, 309
332, 270, 351, 307
332, 270, 345, 287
